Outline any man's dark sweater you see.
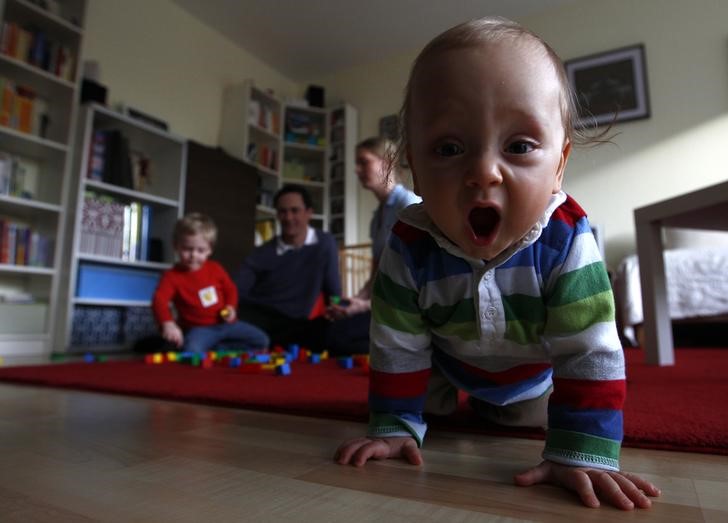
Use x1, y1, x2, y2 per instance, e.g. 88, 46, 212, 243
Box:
235, 230, 341, 319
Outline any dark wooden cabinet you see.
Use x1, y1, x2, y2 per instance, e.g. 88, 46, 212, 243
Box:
184, 141, 257, 275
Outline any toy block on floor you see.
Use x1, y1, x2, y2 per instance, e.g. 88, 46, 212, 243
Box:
309, 353, 321, 364
337, 356, 354, 369
287, 344, 300, 359
275, 363, 292, 376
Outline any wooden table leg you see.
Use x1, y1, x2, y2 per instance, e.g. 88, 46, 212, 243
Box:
635, 219, 675, 365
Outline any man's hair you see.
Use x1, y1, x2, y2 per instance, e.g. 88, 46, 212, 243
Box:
273, 184, 313, 210
173, 212, 217, 247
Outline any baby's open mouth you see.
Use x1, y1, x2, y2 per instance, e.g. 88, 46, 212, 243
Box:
468, 207, 500, 244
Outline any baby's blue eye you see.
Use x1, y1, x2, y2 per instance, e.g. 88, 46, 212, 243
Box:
506, 141, 534, 154
435, 142, 464, 157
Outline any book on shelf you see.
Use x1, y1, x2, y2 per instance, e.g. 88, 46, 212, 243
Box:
0, 150, 40, 200
0, 216, 53, 267
0, 21, 77, 81
86, 129, 152, 191
80, 192, 154, 262
0, 75, 50, 138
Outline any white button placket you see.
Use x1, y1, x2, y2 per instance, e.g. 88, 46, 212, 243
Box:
477, 269, 500, 340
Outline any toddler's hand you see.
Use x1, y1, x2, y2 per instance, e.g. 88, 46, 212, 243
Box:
161, 321, 183, 348
334, 436, 422, 467
221, 305, 236, 323
515, 460, 660, 510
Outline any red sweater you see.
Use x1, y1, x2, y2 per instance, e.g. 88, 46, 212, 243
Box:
152, 260, 237, 328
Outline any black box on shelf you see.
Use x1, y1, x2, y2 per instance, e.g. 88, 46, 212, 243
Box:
305, 85, 325, 108
80, 79, 107, 105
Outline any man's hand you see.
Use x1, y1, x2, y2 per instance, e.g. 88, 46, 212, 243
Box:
161, 321, 183, 348
334, 436, 422, 467
326, 296, 370, 320
515, 460, 660, 510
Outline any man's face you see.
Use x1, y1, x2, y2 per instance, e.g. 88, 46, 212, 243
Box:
276, 192, 313, 244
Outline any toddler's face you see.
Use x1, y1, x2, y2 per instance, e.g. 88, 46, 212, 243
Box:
176, 233, 211, 271
407, 41, 571, 260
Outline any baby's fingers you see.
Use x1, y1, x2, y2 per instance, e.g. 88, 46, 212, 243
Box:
334, 438, 372, 465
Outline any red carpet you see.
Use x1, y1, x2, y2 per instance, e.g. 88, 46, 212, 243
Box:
0, 348, 726, 455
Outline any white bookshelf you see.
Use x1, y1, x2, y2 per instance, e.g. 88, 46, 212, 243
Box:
328, 104, 358, 245
0, 0, 86, 357
219, 79, 282, 220
219, 81, 358, 244
55, 103, 187, 353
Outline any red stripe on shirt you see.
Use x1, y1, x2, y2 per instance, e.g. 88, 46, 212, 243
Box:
460, 361, 552, 385
392, 221, 429, 244
370, 368, 431, 398
551, 195, 586, 228
550, 377, 626, 410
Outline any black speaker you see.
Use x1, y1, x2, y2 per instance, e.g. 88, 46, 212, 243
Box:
305, 85, 325, 108
80, 79, 107, 105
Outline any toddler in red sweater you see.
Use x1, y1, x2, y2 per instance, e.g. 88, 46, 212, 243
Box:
152, 213, 269, 353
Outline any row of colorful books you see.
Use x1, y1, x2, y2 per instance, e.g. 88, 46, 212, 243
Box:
0, 149, 40, 200
0, 75, 50, 137
80, 192, 154, 262
86, 128, 152, 192
0, 21, 76, 81
248, 99, 280, 134
246, 141, 278, 171
0, 216, 54, 267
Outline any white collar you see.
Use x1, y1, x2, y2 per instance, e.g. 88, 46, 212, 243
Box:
398, 191, 567, 270
276, 226, 318, 255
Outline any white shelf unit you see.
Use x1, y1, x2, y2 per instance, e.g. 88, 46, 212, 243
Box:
0, 0, 86, 357
219, 81, 359, 243
219, 79, 283, 222
282, 103, 328, 230
55, 103, 187, 353
328, 104, 358, 245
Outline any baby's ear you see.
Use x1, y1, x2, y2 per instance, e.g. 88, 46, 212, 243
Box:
553, 140, 571, 193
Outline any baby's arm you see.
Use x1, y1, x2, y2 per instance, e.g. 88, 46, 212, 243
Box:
335, 436, 422, 467
161, 320, 183, 347
515, 460, 660, 510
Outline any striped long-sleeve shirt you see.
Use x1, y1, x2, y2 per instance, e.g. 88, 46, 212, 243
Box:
367, 192, 625, 471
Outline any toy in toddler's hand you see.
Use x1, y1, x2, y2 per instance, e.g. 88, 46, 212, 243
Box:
220, 305, 236, 323
334, 16, 661, 510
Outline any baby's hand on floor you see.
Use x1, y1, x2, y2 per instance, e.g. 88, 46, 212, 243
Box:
515, 460, 660, 510
334, 436, 422, 466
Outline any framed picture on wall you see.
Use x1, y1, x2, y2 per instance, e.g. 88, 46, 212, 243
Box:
565, 44, 650, 127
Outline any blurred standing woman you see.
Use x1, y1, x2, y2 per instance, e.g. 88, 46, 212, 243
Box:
326, 137, 420, 343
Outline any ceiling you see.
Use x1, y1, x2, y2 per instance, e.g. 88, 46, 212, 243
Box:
171, 0, 574, 81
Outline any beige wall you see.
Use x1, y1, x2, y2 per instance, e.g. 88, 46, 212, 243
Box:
313, 0, 728, 269
82, 0, 299, 146
84, 0, 728, 269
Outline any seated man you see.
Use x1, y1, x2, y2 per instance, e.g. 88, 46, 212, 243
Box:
235, 184, 347, 353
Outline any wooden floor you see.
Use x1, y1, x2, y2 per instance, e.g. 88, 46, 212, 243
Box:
1, 383, 727, 522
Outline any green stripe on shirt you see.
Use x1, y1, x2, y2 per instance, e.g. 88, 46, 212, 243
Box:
545, 290, 615, 334
548, 262, 612, 306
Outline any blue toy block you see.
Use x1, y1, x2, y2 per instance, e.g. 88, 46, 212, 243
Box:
83, 353, 95, 363
287, 344, 300, 359
229, 357, 241, 368
337, 356, 354, 369
309, 353, 321, 364
276, 363, 292, 376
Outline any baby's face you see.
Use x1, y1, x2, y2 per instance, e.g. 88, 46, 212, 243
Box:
407, 41, 571, 260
